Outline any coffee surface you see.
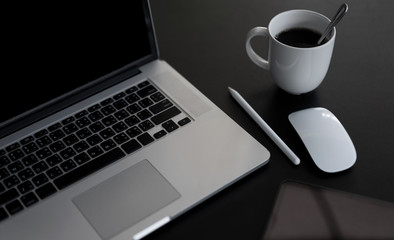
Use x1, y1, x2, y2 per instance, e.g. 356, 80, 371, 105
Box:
275, 28, 327, 48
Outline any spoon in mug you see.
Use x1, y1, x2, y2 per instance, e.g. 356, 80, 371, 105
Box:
317, 3, 348, 45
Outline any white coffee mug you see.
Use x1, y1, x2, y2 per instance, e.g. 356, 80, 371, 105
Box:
246, 10, 336, 95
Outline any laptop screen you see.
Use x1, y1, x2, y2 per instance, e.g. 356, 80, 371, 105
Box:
1, 1, 156, 135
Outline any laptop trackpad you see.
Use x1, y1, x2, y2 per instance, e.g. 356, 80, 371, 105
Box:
73, 160, 180, 239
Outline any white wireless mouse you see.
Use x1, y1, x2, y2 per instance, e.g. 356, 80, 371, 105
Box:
289, 107, 356, 173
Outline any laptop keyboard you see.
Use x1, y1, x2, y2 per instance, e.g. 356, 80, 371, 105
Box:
0, 80, 191, 221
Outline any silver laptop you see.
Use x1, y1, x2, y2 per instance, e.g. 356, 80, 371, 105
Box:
0, 1, 270, 239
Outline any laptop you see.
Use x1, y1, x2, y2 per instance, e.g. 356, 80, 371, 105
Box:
0, 1, 270, 239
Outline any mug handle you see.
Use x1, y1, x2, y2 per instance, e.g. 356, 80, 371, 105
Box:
246, 27, 269, 70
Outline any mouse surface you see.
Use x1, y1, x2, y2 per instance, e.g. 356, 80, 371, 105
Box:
289, 107, 356, 173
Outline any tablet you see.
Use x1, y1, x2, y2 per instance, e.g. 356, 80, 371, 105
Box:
262, 181, 394, 239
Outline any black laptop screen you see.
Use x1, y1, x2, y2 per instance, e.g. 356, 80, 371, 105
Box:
1, 1, 156, 134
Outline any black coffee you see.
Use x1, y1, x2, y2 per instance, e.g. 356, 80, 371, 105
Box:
275, 28, 328, 48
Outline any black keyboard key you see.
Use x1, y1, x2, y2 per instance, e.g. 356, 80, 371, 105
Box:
162, 120, 179, 133
49, 141, 66, 152
46, 166, 63, 179
46, 154, 62, 167
114, 133, 130, 145
49, 129, 65, 141
114, 109, 130, 120
17, 180, 34, 194
112, 122, 128, 133
89, 122, 105, 133
153, 130, 167, 139
102, 115, 117, 126
34, 129, 48, 138
36, 183, 57, 199
151, 106, 181, 125
73, 141, 89, 153
0, 188, 19, 205
18, 168, 34, 181
22, 142, 38, 154
21, 192, 39, 207
126, 103, 142, 114
60, 159, 77, 172
6, 143, 20, 153
113, 99, 128, 110
0, 207, 8, 221
36, 147, 52, 160
48, 122, 62, 132
75, 110, 88, 119
74, 153, 90, 165
36, 136, 52, 147
76, 128, 92, 139
126, 127, 142, 138
150, 92, 165, 102
137, 109, 152, 120
137, 85, 157, 98
121, 139, 142, 154
137, 133, 155, 146
62, 123, 78, 134
62, 116, 75, 125
9, 149, 25, 161
124, 115, 140, 127
60, 148, 76, 160
113, 92, 126, 100
32, 161, 49, 174
32, 173, 49, 187
88, 104, 101, 113
87, 146, 104, 158
125, 94, 140, 104
100, 139, 117, 151
0, 156, 10, 168
22, 154, 39, 166
99, 128, 116, 139
100, 97, 114, 106
8, 161, 24, 174
0, 168, 10, 180
63, 134, 79, 146
149, 99, 173, 114
125, 86, 138, 94
6, 199, 24, 215
178, 117, 191, 126
4, 176, 20, 188
86, 134, 103, 146
54, 147, 125, 190
138, 120, 154, 131
20, 136, 34, 145
101, 105, 116, 116
88, 111, 104, 122
75, 117, 91, 128
138, 81, 150, 89
139, 98, 154, 108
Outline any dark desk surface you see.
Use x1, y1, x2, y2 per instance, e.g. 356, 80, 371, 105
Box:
147, 0, 394, 239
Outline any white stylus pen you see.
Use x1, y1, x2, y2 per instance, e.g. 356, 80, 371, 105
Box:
228, 87, 300, 165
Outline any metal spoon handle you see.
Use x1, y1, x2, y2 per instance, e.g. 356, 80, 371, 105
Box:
318, 3, 348, 45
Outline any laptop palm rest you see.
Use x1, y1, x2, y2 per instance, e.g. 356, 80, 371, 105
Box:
73, 160, 180, 239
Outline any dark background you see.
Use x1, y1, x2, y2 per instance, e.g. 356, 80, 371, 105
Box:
147, 0, 394, 239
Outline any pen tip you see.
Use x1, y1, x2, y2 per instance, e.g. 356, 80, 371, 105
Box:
228, 87, 236, 94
